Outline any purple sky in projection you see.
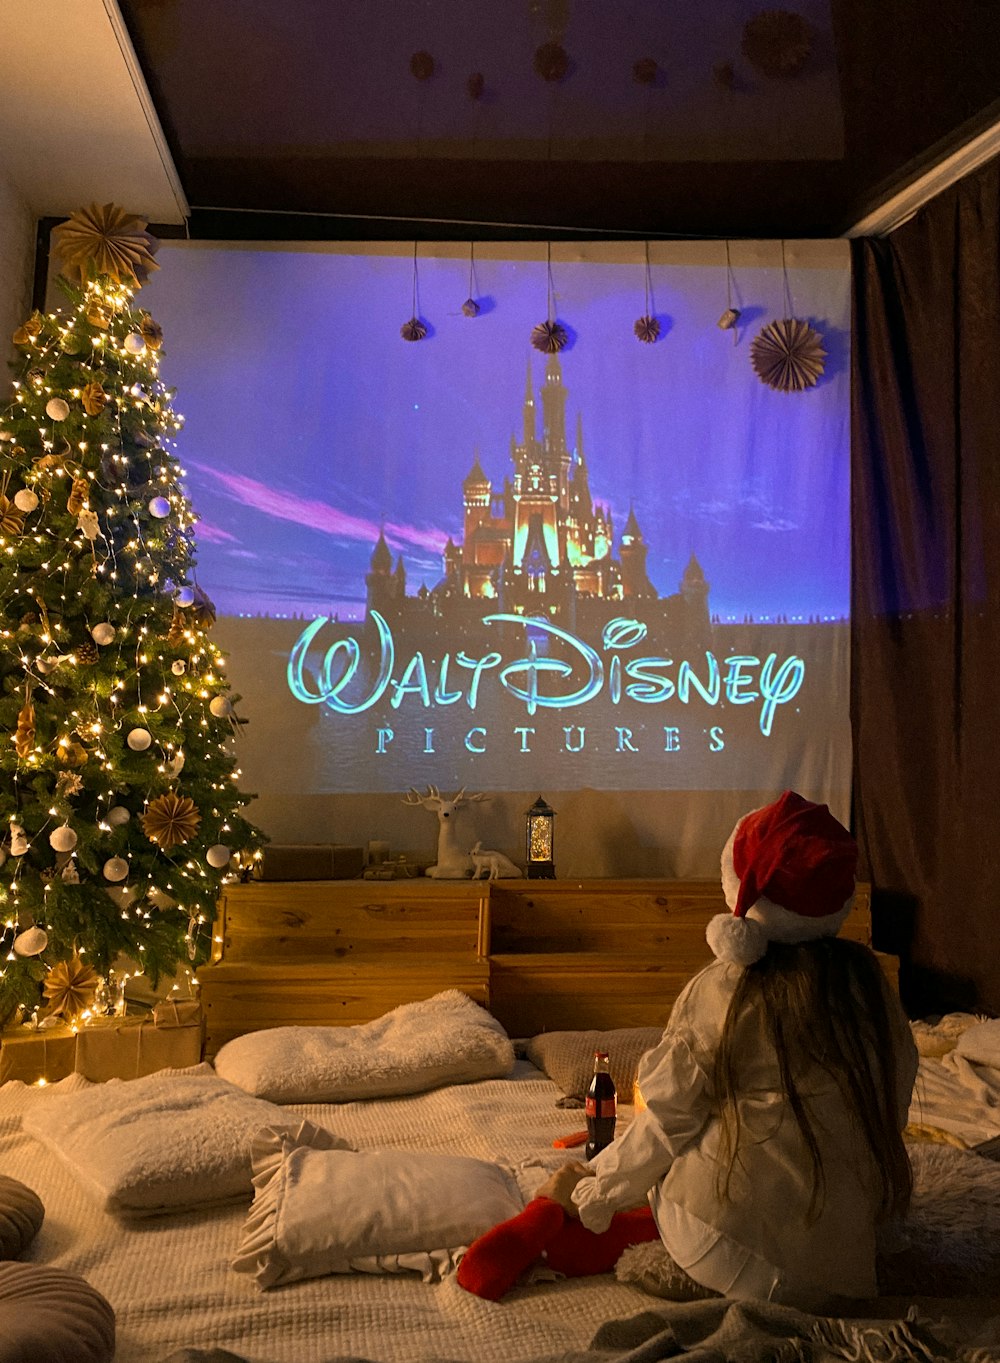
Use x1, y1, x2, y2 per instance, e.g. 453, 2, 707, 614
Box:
138, 246, 850, 621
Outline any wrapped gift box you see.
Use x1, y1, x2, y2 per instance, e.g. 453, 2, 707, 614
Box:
0, 1006, 203, 1085
0, 1023, 76, 1085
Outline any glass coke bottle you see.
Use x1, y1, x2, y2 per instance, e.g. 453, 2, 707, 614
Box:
585, 1050, 617, 1160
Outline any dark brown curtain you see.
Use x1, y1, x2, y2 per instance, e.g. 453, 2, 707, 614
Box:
852, 158, 1000, 1018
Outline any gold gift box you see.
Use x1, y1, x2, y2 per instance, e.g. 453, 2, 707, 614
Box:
0, 1007, 203, 1086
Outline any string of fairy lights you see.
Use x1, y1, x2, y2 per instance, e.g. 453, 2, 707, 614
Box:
0, 226, 261, 1025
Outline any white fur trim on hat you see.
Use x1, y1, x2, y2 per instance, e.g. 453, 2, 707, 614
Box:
710, 819, 854, 965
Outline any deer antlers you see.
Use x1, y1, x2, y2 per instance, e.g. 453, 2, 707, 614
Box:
402, 785, 487, 810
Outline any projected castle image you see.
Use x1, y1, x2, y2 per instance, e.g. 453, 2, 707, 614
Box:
365, 354, 711, 644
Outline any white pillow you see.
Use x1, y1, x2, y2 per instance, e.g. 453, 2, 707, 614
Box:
213, 989, 515, 1103
232, 1119, 524, 1289
22, 1063, 285, 1215
954, 1019, 1000, 1069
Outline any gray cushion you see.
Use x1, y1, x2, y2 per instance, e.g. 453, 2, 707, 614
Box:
0, 1174, 44, 1259
0, 1262, 115, 1363
525, 1027, 663, 1102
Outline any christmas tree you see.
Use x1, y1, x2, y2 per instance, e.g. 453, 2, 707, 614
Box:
0, 204, 261, 1026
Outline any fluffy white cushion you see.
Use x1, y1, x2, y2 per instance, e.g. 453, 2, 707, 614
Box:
213, 989, 515, 1103
954, 1019, 1000, 1068
21, 1064, 284, 1215
232, 1119, 524, 1289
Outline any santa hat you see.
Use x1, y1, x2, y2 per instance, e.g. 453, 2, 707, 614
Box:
706, 790, 857, 966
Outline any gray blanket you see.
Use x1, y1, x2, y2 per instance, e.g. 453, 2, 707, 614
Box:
158, 1298, 1000, 1363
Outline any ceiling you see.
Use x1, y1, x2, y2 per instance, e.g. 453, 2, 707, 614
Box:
3, 1, 1000, 244
116, 0, 1000, 241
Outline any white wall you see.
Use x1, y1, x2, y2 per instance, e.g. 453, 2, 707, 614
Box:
0, 163, 34, 348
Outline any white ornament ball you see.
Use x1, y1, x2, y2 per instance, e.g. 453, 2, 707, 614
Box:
124, 332, 146, 354
91, 622, 116, 646
45, 397, 70, 421
209, 695, 233, 719
127, 727, 152, 751
103, 857, 129, 883
206, 844, 232, 869
12, 925, 48, 957
175, 586, 195, 607
148, 496, 171, 519
106, 805, 131, 827
49, 825, 78, 853
14, 488, 39, 513
171, 659, 186, 676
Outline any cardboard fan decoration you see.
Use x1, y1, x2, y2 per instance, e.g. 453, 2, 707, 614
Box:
750, 317, 826, 392
43, 956, 99, 1017
51, 203, 159, 286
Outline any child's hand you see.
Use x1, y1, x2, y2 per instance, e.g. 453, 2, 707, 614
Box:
534, 1161, 594, 1217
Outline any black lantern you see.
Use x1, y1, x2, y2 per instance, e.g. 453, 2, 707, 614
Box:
525, 796, 556, 879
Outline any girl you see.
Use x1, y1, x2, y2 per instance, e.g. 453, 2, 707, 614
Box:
458, 791, 918, 1309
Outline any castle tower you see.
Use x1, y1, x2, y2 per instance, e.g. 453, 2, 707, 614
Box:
463, 450, 491, 539
365, 529, 395, 613
619, 507, 655, 598
512, 358, 561, 580
540, 355, 571, 513
680, 552, 710, 626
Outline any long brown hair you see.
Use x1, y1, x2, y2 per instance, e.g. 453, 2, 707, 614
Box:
713, 936, 912, 1223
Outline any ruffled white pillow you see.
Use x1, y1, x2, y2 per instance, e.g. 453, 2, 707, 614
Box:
232, 1119, 524, 1289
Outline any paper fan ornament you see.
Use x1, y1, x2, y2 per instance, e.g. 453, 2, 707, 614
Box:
51, 203, 160, 286
43, 956, 99, 1018
531, 245, 569, 353
750, 318, 826, 392
141, 792, 201, 848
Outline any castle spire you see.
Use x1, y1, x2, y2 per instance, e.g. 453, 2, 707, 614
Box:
523, 355, 536, 446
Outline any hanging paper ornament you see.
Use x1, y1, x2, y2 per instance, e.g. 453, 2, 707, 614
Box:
45, 398, 70, 421
61, 860, 80, 884
175, 586, 195, 607
718, 307, 741, 330
10, 824, 29, 856
77, 510, 100, 540
167, 609, 187, 647
124, 332, 146, 355
43, 955, 100, 1018
14, 695, 35, 760
57, 739, 88, 767
191, 585, 216, 630
741, 10, 811, 79
81, 381, 107, 416
148, 496, 171, 518
206, 844, 232, 869
12, 324, 33, 348
467, 72, 485, 100
139, 313, 163, 349
103, 856, 129, 882
106, 805, 131, 826
49, 825, 78, 853
714, 61, 737, 89
750, 317, 826, 392
210, 695, 234, 719
55, 770, 84, 798
74, 640, 98, 665
13, 926, 48, 957
127, 727, 152, 751
171, 659, 186, 676
91, 622, 116, 645
67, 476, 90, 514
0, 495, 25, 536
400, 318, 427, 342
410, 50, 435, 80
634, 316, 660, 344
530, 320, 567, 353
633, 57, 659, 85
141, 792, 201, 849
462, 298, 481, 318
534, 41, 569, 82
14, 488, 38, 513
51, 202, 160, 286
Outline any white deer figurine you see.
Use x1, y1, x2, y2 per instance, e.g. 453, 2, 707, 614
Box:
402, 785, 487, 879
